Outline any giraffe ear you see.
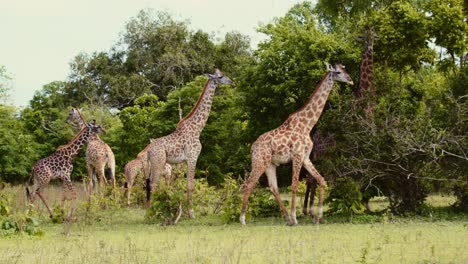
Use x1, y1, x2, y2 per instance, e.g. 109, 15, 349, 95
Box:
326, 63, 334, 72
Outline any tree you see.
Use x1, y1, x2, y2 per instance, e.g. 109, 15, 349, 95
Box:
425, 0, 468, 69
372, 2, 436, 78
0, 66, 39, 182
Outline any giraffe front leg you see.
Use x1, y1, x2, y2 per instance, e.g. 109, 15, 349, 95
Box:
146, 146, 166, 208
63, 178, 77, 220
289, 158, 304, 226
265, 164, 292, 225
186, 160, 197, 219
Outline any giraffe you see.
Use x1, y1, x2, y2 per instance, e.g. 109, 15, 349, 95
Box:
124, 140, 172, 206
65, 108, 116, 194
353, 26, 378, 116
26, 121, 105, 218
239, 63, 354, 226
146, 69, 234, 218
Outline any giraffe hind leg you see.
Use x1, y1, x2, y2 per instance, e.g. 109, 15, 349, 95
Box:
36, 190, 53, 218
239, 150, 271, 225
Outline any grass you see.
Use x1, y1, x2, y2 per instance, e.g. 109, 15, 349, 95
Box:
0, 183, 467, 263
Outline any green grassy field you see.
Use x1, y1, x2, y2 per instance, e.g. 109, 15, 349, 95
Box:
0, 184, 466, 264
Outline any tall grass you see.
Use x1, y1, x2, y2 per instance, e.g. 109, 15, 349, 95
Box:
0, 184, 466, 263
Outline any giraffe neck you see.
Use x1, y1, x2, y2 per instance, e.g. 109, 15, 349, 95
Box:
358, 43, 374, 92
57, 127, 92, 160
75, 110, 87, 129
287, 72, 334, 134
176, 78, 217, 134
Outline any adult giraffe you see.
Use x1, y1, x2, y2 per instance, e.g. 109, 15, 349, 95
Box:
65, 108, 116, 193
146, 69, 234, 218
240, 63, 354, 226
26, 121, 105, 218
354, 26, 378, 116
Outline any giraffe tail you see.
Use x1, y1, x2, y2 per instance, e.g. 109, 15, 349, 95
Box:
25, 171, 34, 202
25, 187, 31, 202
145, 178, 151, 202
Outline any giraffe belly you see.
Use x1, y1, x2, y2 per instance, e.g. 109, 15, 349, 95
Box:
166, 153, 186, 164
271, 153, 291, 166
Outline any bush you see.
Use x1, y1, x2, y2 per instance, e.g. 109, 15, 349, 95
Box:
0, 195, 43, 236
326, 178, 366, 215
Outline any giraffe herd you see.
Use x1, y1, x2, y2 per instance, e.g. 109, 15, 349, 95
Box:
27, 62, 358, 225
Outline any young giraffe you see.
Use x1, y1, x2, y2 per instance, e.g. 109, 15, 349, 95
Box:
354, 26, 378, 116
146, 69, 234, 217
66, 108, 116, 193
124, 140, 172, 206
240, 63, 354, 226
26, 121, 105, 218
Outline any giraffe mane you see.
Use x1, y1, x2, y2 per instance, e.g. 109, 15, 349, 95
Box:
137, 143, 152, 157
289, 71, 331, 116
176, 77, 211, 127
57, 126, 88, 150
75, 108, 87, 127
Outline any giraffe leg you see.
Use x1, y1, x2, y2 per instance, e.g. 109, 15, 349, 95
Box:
307, 176, 318, 218
63, 178, 76, 219
289, 157, 303, 226
36, 190, 54, 218
96, 166, 107, 196
186, 159, 197, 219
265, 164, 292, 225
302, 177, 310, 216
87, 164, 94, 196
239, 148, 271, 225
125, 171, 134, 206
147, 146, 166, 208
302, 159, 326, 224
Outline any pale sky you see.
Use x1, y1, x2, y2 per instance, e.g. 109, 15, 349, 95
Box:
0, 0, 306, 108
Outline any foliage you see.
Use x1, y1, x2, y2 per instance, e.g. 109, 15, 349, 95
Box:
146, 176, 185, 225
0, 195, 43, 236
326, 177, 366, 215
219, 175, 243, 222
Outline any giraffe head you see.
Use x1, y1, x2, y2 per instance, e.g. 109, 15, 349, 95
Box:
66, 107, 85, 129
327, 63, 354, 85
357, 26, 378, 47
206, 69, 235, 87
86, 120, 106, 135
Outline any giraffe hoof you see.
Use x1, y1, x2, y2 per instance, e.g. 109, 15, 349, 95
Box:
188, 209, 195, 219
239, 215, 246, 226
313, 217, 325, 224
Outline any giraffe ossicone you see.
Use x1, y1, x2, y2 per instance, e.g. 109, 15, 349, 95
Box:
239, 63, 353, 226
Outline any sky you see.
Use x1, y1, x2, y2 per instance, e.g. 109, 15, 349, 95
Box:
0, 0, 306, 108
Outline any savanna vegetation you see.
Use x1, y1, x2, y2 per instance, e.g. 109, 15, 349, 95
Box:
0, 0, 467, 262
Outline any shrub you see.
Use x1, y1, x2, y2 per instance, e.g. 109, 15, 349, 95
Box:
0, 195, 43, 236
326, 178, 366, 215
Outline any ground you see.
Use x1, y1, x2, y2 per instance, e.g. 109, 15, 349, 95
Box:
0, 184, 466, 263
